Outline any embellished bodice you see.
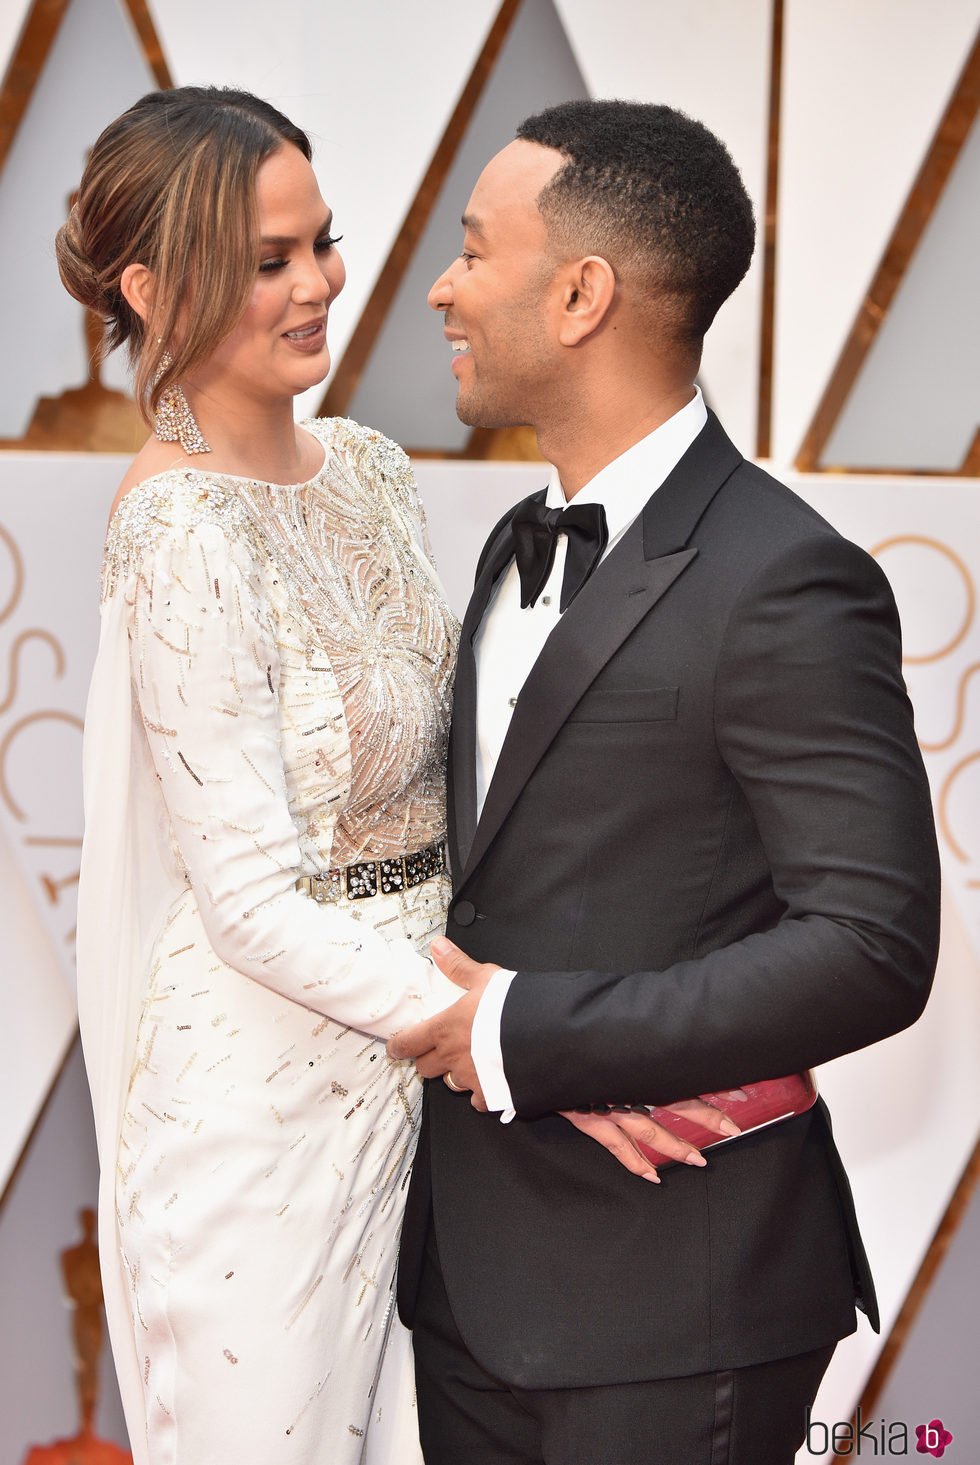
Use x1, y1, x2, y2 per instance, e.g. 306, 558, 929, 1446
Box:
102, 418, 458, 873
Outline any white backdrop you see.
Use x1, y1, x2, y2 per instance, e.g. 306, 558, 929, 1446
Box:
1, 0, 978, 1458
0, 455, 112, 1185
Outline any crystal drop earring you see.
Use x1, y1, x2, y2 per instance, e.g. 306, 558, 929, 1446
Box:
153, 349, 210, 454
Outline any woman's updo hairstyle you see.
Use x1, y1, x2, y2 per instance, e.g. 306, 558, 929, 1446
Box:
56, 86, 312, 423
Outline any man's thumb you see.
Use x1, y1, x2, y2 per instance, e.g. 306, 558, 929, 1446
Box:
430, 936, 471, 987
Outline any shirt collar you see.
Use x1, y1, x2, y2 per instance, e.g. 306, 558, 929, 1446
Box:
544, 387, 708, 540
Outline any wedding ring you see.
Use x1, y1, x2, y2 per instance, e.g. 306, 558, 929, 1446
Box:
444, 1072, 465, 1093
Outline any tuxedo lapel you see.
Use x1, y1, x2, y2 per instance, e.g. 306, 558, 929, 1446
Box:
456, 413, 742, 888
449, 491, 545, 877
459, 533, 696, 884
460, 496, 540, 649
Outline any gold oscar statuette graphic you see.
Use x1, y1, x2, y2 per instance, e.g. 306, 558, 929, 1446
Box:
22, 1209, 131, 1464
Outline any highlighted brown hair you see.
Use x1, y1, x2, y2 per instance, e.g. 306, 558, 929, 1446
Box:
56, 86, 311, 422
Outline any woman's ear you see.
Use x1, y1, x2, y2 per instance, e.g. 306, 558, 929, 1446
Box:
556, 256, 617, 346
120, 263, 155, 322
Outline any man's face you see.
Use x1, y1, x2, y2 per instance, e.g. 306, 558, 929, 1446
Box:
428, 140, 564, 429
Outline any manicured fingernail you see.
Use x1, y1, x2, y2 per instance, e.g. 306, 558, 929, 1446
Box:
643, 1171, 661, 1183
719, 1118, 741, 1137
684, 1152, 707, 1167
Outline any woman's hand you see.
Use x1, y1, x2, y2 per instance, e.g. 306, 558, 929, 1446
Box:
560, 1094, 745, 1182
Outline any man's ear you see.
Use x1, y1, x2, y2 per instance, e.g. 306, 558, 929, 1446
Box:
120, 262, 155, 322
556, 256, 616, 345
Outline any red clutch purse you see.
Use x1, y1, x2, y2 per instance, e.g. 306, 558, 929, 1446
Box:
634, 1071, 818, 1167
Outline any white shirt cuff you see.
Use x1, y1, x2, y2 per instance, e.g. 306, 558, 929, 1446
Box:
470, 968, 517, 1122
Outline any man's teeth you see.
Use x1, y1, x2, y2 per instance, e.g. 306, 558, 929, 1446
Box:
452, 340, 470, 353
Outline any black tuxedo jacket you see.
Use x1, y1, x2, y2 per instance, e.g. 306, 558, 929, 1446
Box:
398, 413, 940, 1388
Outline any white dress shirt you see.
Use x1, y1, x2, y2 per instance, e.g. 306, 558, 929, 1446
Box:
468, 389, 708, 1115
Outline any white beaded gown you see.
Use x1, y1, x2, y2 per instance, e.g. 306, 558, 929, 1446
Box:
75, 418, 460, 1465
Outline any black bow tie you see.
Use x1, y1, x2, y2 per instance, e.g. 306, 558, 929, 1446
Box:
510, 498, 609, 612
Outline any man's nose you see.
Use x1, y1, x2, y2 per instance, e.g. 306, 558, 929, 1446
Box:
428, 259, 458, 312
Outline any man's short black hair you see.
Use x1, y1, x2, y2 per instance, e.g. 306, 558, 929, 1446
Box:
516, 99, 755, 347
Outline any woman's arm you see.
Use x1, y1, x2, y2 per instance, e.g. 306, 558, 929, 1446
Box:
128, 512, 460, 1037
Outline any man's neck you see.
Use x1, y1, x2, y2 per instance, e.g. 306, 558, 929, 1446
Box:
537, 380, 698, 500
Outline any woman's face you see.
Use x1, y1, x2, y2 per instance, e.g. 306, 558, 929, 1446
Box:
188, 143, 346, 406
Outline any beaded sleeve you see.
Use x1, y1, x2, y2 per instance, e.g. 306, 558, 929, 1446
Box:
103, 476, 459, 1036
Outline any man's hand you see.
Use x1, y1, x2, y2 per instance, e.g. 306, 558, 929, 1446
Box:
386, 937, 500, 1109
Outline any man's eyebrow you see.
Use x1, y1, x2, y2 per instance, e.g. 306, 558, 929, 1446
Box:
461, 212, 484, 236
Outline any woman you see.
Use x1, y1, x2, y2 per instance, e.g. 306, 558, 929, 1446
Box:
62, 86, 464, 1463
62, 86, 720, 1464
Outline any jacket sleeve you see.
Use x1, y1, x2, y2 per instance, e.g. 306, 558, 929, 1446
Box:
500, 532, 941, 1115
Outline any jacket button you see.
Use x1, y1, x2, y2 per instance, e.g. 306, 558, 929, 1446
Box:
452, 900, 476, 927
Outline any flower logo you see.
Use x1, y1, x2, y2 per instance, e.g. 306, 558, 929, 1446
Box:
916, 1419, 953, 1457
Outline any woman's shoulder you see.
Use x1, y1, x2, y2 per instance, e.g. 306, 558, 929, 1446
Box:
107, 463, 252, 545
304, 416, 416, 497
102, 461, 256, 601
304, 417, 430, 550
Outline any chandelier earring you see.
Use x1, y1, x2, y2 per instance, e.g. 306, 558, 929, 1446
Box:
153, 348, 210, 455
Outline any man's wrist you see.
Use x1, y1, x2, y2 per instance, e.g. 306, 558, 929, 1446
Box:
470, 968, 517, 1119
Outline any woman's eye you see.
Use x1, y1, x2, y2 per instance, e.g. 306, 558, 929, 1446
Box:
259, 234, 343, 273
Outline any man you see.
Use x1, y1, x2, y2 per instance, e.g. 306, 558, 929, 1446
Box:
389, 100, 940, 1465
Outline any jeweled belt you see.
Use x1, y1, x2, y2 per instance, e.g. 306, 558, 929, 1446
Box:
296, 838, 446, 903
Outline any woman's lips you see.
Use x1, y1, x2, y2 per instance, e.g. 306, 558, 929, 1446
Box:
283, 319, 327, 352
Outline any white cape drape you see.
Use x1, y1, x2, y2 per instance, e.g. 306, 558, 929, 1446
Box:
76, 587, 178, 1464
